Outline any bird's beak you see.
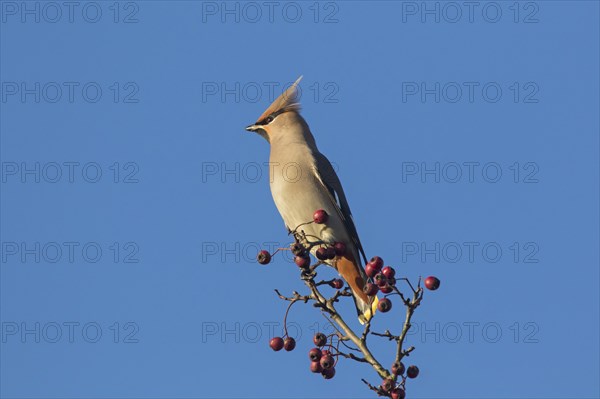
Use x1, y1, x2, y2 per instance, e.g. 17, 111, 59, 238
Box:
245, 124, 258, 132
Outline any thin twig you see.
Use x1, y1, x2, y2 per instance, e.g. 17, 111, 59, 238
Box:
371, 330, 399, 341
339, 339, 361, 352
337, 350, 368, 363
361, 378, 387, 396
395, 287, 423, 364
273, 289, 310, 303
315, 279, 335, 287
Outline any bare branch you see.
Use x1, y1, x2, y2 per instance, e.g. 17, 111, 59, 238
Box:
302, 275, 391, 380
267, 232, 435, 395
337, 350, 368, 363
273, 289, 310, 303
371, 330, 399, 341
395, 287, 423, 364
361, 378, 387, 396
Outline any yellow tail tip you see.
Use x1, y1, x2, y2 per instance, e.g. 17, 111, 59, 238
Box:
358, 296, 380, 324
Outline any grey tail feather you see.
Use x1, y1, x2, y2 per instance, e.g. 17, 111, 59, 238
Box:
351, 290, 373, 325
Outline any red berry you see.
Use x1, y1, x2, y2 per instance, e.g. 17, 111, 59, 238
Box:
391, 361, 405, 376
309, 348, 322, 362
407, 365, 419, 378
366, 260, 383, 276
269, 337, 284, 351
294, 255, 310, 268
381, 378, 394, 392
333, 242, 346, 256
310, 361, 323, 373
391, 388, 406, 399
283, 337, 296, 351
320, 354, 334, 370
330, 279, 344, 289
387, 277, 397, 286
315, 247, 328, 261
380, 284, 393, 294
425, 276, 441, 291
313, 209, 328, 224
374, 273, 387, 287
257, 250, 271, 265
382, 266, 395, 279
365, 263, 378, 278
378, 298, 392, 312
324, 247, 336, 260
321, 367, 336, 379
369, 256, 384, 269
363, 282, 378, 296
313, 333, 327, 347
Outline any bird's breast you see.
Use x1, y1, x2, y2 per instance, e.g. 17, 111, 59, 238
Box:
269, 160, 347, 245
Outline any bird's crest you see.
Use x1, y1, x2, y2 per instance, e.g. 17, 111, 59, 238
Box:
256, 76, 303, 123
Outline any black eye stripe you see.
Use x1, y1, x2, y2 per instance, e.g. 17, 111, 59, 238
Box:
256, 117, 269, 126
257, 110, 285, 125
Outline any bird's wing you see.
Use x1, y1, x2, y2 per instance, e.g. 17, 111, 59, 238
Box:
312, 151, 367, 265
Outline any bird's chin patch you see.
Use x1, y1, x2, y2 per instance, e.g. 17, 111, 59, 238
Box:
255, 129, 269, 142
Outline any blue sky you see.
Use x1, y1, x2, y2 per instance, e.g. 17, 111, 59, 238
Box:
1, 1, 598, 398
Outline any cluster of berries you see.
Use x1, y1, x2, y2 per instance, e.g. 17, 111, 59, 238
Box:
361, 256, 441, 313
361, 256, 396, 312
291, 240, 347, 269
298, 209, 348, 268
257, 209, 348, 272
269, 332, 338, 379
378, 362, 420, 399
307, 332, 337, 379
258, 207, 441, 396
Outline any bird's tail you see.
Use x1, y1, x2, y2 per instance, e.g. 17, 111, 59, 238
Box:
336, 254, 379, 324
357, 295, 379, 325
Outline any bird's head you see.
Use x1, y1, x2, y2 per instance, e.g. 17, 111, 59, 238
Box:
245, 76, 303, 142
